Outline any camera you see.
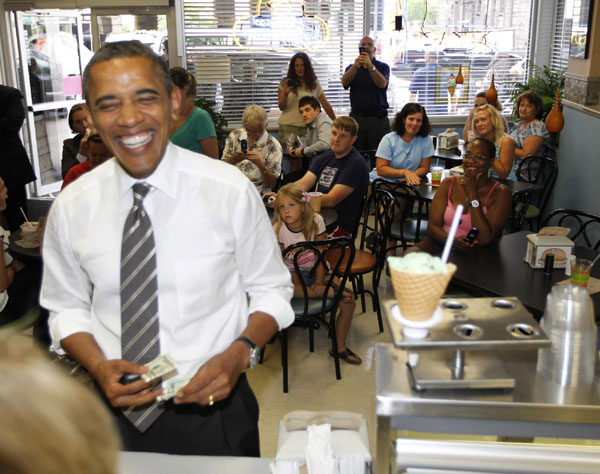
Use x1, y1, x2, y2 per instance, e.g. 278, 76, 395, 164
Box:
359, 46, 367, 53
241, 139, 248, 153
287, 79, 301, 88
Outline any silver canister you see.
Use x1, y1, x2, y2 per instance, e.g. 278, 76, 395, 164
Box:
537, 284, 597, 386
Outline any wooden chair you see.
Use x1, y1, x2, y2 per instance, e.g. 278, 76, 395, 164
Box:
516, 156, 558, 230
346, 188, 395, 333
541, 209, 600, 249
283, 236, 356, 381
371, 179, 428, 252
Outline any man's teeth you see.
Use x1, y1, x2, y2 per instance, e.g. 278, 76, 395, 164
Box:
120, 132, 153, 148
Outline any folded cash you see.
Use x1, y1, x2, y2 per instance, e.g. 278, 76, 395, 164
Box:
141, 354, 178, 383
157, 378, 190, 403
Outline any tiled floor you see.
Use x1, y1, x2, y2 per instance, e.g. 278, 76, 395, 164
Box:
247, 273, 396, 458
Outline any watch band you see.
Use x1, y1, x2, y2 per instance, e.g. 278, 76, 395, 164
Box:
234, 336, 260, 369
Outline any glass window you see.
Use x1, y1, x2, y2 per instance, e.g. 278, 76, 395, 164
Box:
183, 0, 536, 120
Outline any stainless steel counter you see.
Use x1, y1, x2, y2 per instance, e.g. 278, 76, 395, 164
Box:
375, 343, 600, 473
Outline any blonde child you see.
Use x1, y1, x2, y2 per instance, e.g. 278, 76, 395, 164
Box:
273, 184, 361, 364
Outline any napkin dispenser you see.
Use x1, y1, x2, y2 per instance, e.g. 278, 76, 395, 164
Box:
525, 227, 573, 269
438, 128, 459, 149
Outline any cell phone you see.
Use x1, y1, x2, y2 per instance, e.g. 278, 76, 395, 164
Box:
359, 46, 366, 53
287, 79, 300, 88
464, 227, 479, 244
119, 373, 141, 385
240, 139, 248, 153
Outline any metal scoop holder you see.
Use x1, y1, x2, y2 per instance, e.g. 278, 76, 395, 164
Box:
384, 297, 550, 391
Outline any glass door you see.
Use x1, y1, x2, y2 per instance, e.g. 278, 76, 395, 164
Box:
15, 10, 91, 195
90, 8, 173, 66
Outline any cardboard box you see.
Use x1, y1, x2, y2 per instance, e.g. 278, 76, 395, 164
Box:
438, 129, 459, 149
525, 230, 573, 269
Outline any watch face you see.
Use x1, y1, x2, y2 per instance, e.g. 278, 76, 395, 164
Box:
248, 347, 260, 368
471, 200, 480, 208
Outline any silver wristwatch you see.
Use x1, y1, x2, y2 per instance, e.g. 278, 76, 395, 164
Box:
235, 336, 260, 369
470, 199, 480, 208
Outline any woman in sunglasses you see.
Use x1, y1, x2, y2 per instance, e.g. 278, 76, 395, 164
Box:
407, 137, 511, 255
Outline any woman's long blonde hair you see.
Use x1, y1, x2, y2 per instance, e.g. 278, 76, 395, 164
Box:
0, 336, 120, 474
273, 184, 319, 240
472, 104, 505, 146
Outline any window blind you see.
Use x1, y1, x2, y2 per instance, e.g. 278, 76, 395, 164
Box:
183, 0, 365, 126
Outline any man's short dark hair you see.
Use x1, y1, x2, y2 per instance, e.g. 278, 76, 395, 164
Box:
88, 133, 104, 144
298, 96, 321, 112
393, 102, 431, 138
68, 103, 87, 133
82, 41, 173, 101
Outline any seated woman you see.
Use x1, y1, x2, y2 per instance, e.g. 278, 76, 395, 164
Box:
510, 90, 549, 161
472, 104, 516, 181
169, 67, 219, 158
222, 105, 282, 194
369, 102, 434, 186
463, 92, 509, 142
61, 103, 91, 179
406, 137, 512, 256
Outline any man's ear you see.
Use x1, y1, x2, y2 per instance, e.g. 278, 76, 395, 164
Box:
351, 134, 358, 145
170, 87, 182, 121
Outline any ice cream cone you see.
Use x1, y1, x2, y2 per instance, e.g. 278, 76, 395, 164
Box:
390, 263, 456, 321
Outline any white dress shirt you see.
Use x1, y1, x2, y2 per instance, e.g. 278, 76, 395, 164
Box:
41, 142, 294, 380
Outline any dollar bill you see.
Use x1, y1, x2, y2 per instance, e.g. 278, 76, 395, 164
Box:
141, 354, 178, 383
157, 378, 191, 403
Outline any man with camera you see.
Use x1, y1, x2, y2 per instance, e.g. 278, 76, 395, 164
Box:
288, 96, 332, 168
341, 36, 390, 151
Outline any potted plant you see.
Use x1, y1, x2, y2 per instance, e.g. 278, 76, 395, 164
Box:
509, 64, 565, 119
193, 97, 228, 153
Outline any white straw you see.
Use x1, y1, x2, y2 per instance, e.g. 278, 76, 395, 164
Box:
441, 204, 464, 264
19, 207, 30, 223
435, 158, 439, 168
590, 253, 600, 268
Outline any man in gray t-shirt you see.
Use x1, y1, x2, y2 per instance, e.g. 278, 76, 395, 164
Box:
289, 96, 332, 170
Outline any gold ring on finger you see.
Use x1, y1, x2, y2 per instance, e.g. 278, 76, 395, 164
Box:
209, 394, 214, 406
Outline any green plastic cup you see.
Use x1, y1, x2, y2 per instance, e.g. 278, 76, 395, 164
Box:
571, 259, 593, 288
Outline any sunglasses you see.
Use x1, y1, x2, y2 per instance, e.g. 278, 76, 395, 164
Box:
463, 153, 492, 162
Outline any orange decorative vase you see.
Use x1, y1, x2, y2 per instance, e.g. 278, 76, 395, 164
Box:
546, 89, 565, 133
456, 65, 464, 85
486, 74, 497, 104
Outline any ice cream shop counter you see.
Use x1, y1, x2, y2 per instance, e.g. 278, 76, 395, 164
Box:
375, 297, 600, 473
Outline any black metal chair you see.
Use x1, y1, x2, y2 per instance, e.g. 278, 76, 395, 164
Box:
359, 149, 377, 171
541, 209, 600, 249
283, 236, 356, 381
516, 156, 558, 230
371, 179, 428, 252
509, 189, 532, 233
346, 188, 395, 332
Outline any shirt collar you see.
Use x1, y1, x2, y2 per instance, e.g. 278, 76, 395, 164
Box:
115, 142, 179, 200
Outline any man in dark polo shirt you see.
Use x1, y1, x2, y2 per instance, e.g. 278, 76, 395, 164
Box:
295, 117, 369, 236
341, 36, 390, 152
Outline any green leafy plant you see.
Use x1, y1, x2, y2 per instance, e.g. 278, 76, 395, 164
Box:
193, 97, 228, 151
509, 65, 565, 119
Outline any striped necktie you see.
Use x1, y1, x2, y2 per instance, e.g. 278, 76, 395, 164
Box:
120, 182, 163, 432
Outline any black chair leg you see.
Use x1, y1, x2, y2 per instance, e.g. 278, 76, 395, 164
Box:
373, 285, 384, 332
308, 319, 315, 352
281, 329, 288, 393
358, 275, 366, 312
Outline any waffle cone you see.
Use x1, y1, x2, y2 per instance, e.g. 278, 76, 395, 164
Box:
390, 263, 456, 321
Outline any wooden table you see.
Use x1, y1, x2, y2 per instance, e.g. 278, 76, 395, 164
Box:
448, 231, 600, 321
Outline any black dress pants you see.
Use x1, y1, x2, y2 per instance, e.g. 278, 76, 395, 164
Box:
104, 372, 260, 456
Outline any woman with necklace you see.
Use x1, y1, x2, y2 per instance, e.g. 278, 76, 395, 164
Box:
472, 103, 516, 181
169, 67, 219, 159
407, 137, 511, 255
510, 90, 549, 160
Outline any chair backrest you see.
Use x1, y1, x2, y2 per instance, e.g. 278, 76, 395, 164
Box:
359, 149, 377, 170
542, 209, 600, 249
282, 237, 356, 318
509, 190, 531, 233
516, 156, 558, 217
348, 190, 368, 240
371, 179, 426, 243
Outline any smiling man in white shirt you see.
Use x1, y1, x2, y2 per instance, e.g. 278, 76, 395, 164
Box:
40, 41, 293, 456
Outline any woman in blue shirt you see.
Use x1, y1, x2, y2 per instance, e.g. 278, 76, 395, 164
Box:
369, 103, 434, 185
